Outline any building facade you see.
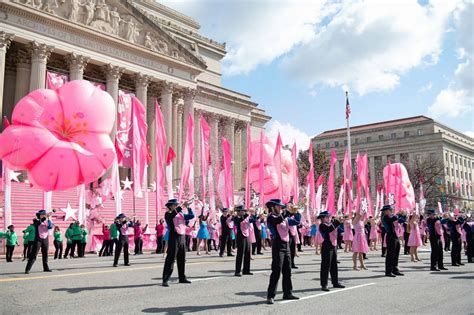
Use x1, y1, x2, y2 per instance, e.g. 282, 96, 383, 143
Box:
312, 116, 474, 208
0, 0, 271, 193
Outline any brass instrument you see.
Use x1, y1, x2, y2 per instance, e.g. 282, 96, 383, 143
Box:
287, 205, 300, 214
180, 194, 198, 208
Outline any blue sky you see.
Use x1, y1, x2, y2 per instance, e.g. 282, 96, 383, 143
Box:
161, 0, 473, 148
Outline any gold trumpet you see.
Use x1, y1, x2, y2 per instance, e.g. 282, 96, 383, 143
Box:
287, 205, 300, 214
180, 195, 198, 208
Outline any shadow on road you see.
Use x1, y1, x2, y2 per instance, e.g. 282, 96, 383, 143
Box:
52, 283, 158, 293
142, 300, 268, 314
235, 286, 321, 298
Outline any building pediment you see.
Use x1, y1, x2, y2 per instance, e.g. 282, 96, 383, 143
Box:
10, 0, 206, 69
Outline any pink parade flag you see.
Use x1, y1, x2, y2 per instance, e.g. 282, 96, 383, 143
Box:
222, 137, 234, 208
155, 101, 167, 214
273, 132, 283, 200
200, 116, 211, 201
291, 142, 299, 204
307, 142, 316, 210
343, 149, 353, 214
245, 124, 252, 208
131, 96, 148, 198
356, 153, 363, 211
208, 167, 217, 219
362, 154, 373, 216
315, 175, 324, 212
386, 160, 392, 200
326, 149, 337, 214
179, 113, 194, 200
259, 130, 265, 204
375, 186, 380, 213
337, 184, 344, 212
166, 147, 176, 199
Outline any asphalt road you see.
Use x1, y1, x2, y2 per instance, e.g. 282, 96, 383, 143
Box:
0, 246, 472, 314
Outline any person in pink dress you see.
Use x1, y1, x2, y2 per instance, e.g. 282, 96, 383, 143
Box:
408, 214, 422, 262
419, 215, 427, 246
369, 217, 378, 251
352, 212, 369, 270
342, 216, 353, 253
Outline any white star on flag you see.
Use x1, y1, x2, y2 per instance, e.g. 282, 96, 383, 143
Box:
61, 202, 78, 221
9, 170, 21, 182
150, 181, 157, 192
121, 177, 133, 190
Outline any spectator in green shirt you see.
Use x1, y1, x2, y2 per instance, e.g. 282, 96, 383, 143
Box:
22, 222, 36, 261
70, 221, 83, 258
5, 225, 19, 262
63, 223, 74, 259
53, 226, 63, 260
79, 224, 88, 257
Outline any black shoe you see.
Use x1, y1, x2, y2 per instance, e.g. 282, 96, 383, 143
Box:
452, 264, 460, 267
179, 279, 191, 284
44, 269, 53, 272
393, 271, 404, 276
113, 264, 118, 267
337, 261, 341, 264
219, 254, 223, 257
458, 263, 465, 266
243, 272, 253, 275
227, 254, 234, 257
291, 265, 299, 269
381, 255, 386, 257
321, 287, 330, 291
124, 263, 131, 266
430, 267, 440, 271
283, 294, 299, 300
234, 273, 242, 277
385, 273, 396, 277
266, 298, 274, 305
439, 267, 448, 270
25, 270, 30, 274
162, 282, 169, 287
333, 283, 345, 288
257, 252, 264, 255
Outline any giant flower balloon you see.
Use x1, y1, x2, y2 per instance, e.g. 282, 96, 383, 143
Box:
383, 163, 415, 211
0, 80, 116, 191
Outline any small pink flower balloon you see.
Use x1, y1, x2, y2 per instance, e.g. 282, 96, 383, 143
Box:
0, 80, 116, 191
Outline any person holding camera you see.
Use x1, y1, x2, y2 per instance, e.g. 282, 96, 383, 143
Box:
25, 210, 54, 274
113, 214, 134, 267
162, 198, 195, 287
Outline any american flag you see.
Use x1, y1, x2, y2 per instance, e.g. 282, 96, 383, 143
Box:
345, 91, 351, 119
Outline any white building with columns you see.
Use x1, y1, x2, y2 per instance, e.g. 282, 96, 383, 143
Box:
0, 0, 271, 196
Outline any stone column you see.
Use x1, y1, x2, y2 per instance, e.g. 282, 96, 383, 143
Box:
176, 104, 184, 179
161, 82, 173, 155
208, 113, 220, 177
29, 41, 53, 91
0, 32, 14, 128
135, 73, 150, 105
14, 48, 31, 104
3, 55, 16, 121
104, 64, 124, 140
66, 53, 89, 80
369, 156, 376, 200
147, 87, 157, 183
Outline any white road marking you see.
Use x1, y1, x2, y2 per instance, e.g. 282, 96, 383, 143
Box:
279, 282, 376, 304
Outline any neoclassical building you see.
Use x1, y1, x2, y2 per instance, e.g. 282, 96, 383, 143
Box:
0, 0, 271, 193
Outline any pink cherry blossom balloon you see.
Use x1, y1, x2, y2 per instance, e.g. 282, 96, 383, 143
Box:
0, 80, 116, 191
383, 163, 415, 211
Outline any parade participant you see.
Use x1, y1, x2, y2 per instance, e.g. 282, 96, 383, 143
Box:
207, 220, 218, 251
379, 220, 387, 257
343, 216, 353, 252
219, 208, 234, 257
155, 219, 165, 254
70, 221, 83, 258
99, 224, 112, 257
381, 205, 404, 277
233, 205, 256, 276
463, 216, 473, 263
196, 213, 210, 255
133, 219, 148, 255
63, 223, 74, 259
113, 214, 134, 267
426, 209, 448, 271
337, 221, 344, 250
25, 210, 54, 274
185, 223, 194, 252
5, 225, 19, 262
22, 222, 35, 261
110, 218, 119, 256
369, 217, 378, 251
447, 214, 464, 266
352, 211, 369, 270
53, 226, 63, 260
407, 214, 422, 262
315, 218, 323, 255
402, 215, 410, 255
162, 225, 169, 258
310, 218, 318, 247
288, 208, 300, 269
162, 198, 195, 287
419, 215, 428, 245
79, 224, 88, 257
261, 215, 268, 250
266, 199, 301, 304
252, 213, 263, 255
318, 211, 345, 291
442, 214, 451, 252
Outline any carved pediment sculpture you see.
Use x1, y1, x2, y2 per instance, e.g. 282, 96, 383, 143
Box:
12, 0, 206, 69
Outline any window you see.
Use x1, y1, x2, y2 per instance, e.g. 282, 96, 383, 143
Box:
355, 138, 359, 144
451, 168, 454, 176
464, 160, 467, 167
452, 182, 455, 192
446, 167, 449, 174
430, 153, 436, 161
391, 133, 396, 139
456, 170, 459, 178
379, 135, 384, 141
447, 181, 450, 193
455, 156, 458, 164
469, 173, 472, 181
450, 155, 453, 163
344, 140, 347, 146
417, 129, 423, 136
404, 131, 410, 137
334, 141, 339, 148
462, 185, 465, 195
316, 144, 320, 150
461, 172, 464, 179
445, 152, 448, 161
325, 142, 330, 149
366, 136, 372, 142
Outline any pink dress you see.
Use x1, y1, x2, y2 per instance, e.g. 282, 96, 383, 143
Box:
315, 230, 324, 245
343, 222, 354, 241
407, 222, 422, 247
352, 221, 369, 254
419, 220, 426, 236
369, 223, 377, 241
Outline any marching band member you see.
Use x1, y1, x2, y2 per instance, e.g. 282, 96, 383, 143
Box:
318, 211, 345, 291
219, 208, 234, 257
463, 216, 473, 263
426, 209, 448, 271
25, 210, 54, 274
266, 199, 301, 304
162, 198, 195, 287
113, 214, 134, 267
233, 205, 256, 277
381, 205, 404, 277
447, 214, 464, 267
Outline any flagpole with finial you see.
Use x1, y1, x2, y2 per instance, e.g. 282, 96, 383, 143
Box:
345, 91, 352, 209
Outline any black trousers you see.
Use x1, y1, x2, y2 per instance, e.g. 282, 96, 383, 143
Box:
252, 229, 262, 254
64, 242, 72, 258
381, 230, 387, 256
289, 236, 296, 267
23, 242, 30, 259
25, 238, 50, 272
71, 239, 81, 257
208, 239, 217, 251
99, 240, 113, 256
163, 234, 186, 282
444, 233, 451, 251
466, 237, 473, 262
385, 235, 400, 275
403, 232, 410, 254
320, 243, 338, 288
134, 238, 143, 255
267, 240, 293, 299
114, 237, 129, 265
430, 236, 444, 268
451, 236, 462, 265
156, 236, 164, 254
235, 234, 251, 274
219, 231, 232, 256
78, 242, 86, 257
6, 245, 15, 262
297, 230, 302, 251
54, 240, 63, 259
185, 235, 191, 251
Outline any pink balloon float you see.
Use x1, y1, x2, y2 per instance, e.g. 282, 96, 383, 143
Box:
0, 80, 116, 191
383, 163, 415, 211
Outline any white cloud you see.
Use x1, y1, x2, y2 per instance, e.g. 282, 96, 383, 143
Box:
282, 0, 459, 95
464, 131, 474, 139
428, 1, 473, 119
418, 82, 433, 93
266, 120, 311, 151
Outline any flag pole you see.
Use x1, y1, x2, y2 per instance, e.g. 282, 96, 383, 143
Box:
345, 91, 352, 210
